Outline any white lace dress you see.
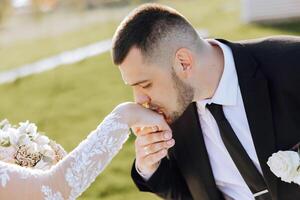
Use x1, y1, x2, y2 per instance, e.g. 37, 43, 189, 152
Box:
0, 113, 130, 200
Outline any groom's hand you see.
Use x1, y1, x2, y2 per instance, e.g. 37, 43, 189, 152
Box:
134, 126, 175, 178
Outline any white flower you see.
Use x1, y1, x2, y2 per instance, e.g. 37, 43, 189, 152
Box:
0, 119, 8, 127
0, 120, 65, 171
0, 129, 9, 138
6, 128, 20, 146
18, 121, 38, 136
0, 146, 16, 161
0, 130, 4, 138
0, 119, 10, 131
34, 135, 50, 145
294, 170, 300, 185
0, 130, 11, 147
26, 142, 39, 154
18, 134, 32, 146
41, 145, 55, 160
267, 151, 300, 183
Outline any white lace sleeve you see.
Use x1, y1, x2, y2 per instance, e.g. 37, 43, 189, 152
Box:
0, 113, 129, 200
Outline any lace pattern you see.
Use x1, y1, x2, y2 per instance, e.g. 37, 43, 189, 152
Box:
41, 185, 64, 200
65, 113, 129, 199
0, 163, 39, 187
0, 112, 130, 200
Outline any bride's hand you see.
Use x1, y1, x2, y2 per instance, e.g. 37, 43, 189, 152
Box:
112, 102, 171, 132
112, 102, 174, 176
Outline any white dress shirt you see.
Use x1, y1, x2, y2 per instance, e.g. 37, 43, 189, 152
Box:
137, 40, 264, 200
196, 40, 263, 200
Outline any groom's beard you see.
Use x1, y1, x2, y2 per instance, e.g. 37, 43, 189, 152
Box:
168, 71, 194, 123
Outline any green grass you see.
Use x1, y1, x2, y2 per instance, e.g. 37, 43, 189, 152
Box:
0, 21, 118, 72
161, 0, 300, 40
2, 0, 299, 72
0, 3, 140, 72
0, 52, 161, 200
0, 0, 299, 199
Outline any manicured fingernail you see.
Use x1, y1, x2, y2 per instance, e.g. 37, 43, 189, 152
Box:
152, 126, 159, 132
164, 132, 171, 139
167, 139, 175, 146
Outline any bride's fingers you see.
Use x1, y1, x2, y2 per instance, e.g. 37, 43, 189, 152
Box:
133, 112, 171, 132
140, 125, 160, 135
133, 119, 173, 175
139, 126, 157, 135
133, 126, 160, 136
131, 127, 150, 136
143, 148, 168, 166
138, 139, 175, 157
136, 130, 172, 146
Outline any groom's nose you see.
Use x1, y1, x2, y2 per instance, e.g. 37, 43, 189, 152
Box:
134, 89, 151, 105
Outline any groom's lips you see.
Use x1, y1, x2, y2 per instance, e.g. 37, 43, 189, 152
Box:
141, 102, 171, 123
151, 107, 171, 124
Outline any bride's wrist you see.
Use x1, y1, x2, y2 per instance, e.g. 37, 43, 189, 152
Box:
112, 102, 136, 126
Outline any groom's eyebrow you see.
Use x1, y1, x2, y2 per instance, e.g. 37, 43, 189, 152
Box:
129, 80, 149, 86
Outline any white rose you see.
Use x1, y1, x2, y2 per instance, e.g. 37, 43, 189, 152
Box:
0, 119, 11, 131
0, 146, 16, 160
26, 142, 39, 154
18, 134, 31, 146
6, 128, 20, 146
267, 151, 300, 183
0, 129, 8, 137
0, 130, 13, 147
34, 135, 50, 145
41, 145, 55, 160
0, 130, 9, 139
18, 121, 38, 136
294, 170, 300, 185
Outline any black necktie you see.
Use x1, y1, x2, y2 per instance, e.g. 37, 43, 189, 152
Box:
206, 103, 271, 200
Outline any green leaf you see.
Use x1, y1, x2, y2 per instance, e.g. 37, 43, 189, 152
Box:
0, 139, 11, 147
129, 128, 134, 135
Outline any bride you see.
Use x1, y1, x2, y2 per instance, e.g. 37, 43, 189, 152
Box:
0, 102, 171, 200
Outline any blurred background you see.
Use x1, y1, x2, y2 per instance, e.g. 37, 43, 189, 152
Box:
0, 0, 299, 199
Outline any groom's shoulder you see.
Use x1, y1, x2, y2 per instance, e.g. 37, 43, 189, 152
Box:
221, 35, 300, 87
241, 36, 300, 90
224, 35, 299, 62
238, 35, 300, 45
236, 35, 300, 53
218, 35, 300, 59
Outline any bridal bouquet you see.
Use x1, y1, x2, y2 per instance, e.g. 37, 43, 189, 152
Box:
267, 143, 300, 186
0, 119, 66, 170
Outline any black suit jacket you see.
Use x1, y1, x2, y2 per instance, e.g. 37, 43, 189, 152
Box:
131, 36, 300, 200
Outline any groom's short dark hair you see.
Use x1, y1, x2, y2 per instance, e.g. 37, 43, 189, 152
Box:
111, 3, 200, 65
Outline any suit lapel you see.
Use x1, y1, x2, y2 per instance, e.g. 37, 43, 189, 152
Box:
219, 39, 279, 200
169, 39, 279, 199
171, 104, 224, 200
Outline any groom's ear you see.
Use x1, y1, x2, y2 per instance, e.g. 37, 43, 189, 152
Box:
174, 48, 194, 78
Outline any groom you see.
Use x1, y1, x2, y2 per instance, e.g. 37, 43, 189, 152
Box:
111, 3, 300, 200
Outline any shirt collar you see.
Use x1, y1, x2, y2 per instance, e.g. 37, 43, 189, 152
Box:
197, 39, 238, 109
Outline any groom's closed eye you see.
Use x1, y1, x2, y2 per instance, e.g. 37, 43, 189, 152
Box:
129, 80, 149, 87
141, 83, 152, 89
